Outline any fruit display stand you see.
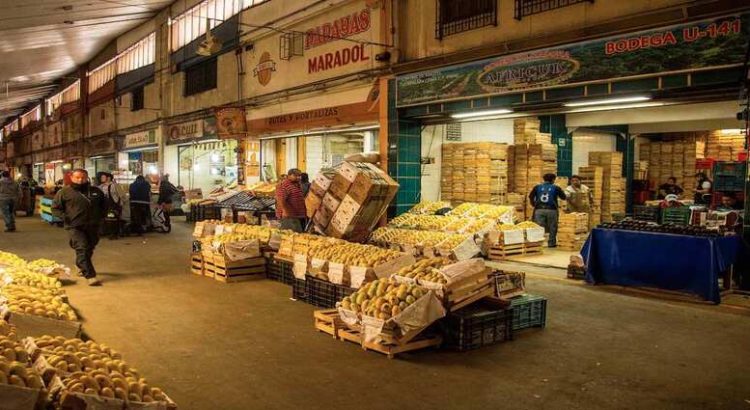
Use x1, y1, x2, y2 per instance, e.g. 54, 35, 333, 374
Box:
202, 251, 266, 283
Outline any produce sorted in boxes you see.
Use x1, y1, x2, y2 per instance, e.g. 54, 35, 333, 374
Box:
32, 335, 171, 403
388, 214, 455, 231
443, 217, 494, 234
1, 284, 76, 320
307, 243, 400, 268
450, 203, 514, 219
370, 227, 467, 248
515, 221, 542, 229
0, 318, 16, 339
340, 278, 426, 321
394, 257, 450, 279
408, 201, 451, 215
0, 333, 43, 389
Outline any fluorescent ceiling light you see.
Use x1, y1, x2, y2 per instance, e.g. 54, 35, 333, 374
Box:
566, 101, 665, 113
719, 129, 742, 135
564, 96, 651, 107
451, 109, 512, 119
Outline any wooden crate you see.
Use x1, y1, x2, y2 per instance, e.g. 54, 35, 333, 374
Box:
313, 309, 442, 359
487, 243, 525, 261
190, 253, 204, 276
524, 241, 544, 255
203, 252, 266, 283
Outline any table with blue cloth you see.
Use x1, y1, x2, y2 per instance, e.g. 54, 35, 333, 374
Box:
581, 228, 742, 303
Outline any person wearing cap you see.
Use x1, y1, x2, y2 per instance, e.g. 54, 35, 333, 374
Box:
275, 169, 306, 232
659, 194, 683, 208
657, 177, 684, 199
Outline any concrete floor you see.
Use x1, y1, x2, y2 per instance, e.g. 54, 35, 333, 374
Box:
3, 217, 750, 410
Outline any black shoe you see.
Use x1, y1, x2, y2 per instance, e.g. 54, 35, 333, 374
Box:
77, 270, 85, 277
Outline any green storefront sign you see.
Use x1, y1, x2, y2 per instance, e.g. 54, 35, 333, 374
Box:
396, 13, 749, 107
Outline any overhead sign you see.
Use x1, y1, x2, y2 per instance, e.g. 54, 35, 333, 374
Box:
166, 118, 217, 145
124, 129, 158, 149
247, 0, 381, 96
396, 13, 749, 106
85, 135, 118, 156
214, 106, 247, 139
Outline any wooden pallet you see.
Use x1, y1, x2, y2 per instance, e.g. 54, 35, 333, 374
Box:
190, 253, 204, 276
444, 268, 495, 312
203, 253, 266, 283
313, 310, 442, 359
487, 243, 525, 260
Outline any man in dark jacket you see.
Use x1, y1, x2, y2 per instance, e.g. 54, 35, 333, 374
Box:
129, 175, 151, 235
529, 173, 567, 248
0, 171, 20, 232
52, 169, 107, 286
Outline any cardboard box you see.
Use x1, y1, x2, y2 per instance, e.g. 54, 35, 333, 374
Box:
304, 193, 322, 218
322, 192, 341, 213
311, 173, 333, 198
328, 173, 352, 200
313, 205, 334, 228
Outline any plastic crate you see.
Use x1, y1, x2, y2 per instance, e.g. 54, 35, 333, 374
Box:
266, 258, 284, 282
632, 205, 659, 222
304, 275, 338, 308
713, 176, 745, 192
660, 207, 691, 225
440, 298, 513, 351
509, 294, 547, 331
713, 161, 746, 177
292, 279, 307, 301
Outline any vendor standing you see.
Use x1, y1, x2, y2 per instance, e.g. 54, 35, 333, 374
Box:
694, 172, 713, 205
529, 173, 567, 248
564, 175, 593, 213
658, 177, 684, 199
275, 169, 306, 233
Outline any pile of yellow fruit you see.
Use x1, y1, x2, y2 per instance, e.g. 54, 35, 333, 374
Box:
516, 221, 542, 229
498, 223, 522, 231
3, 268, 63, 290
0, 331, 43, 389
26, 258, 59, 271
340, 278, 427, 320
34, 336, 169, 403
449, 203, 514, 219
1, 284, 76, 321
0, 251, 26, 268
371, 227, 467, 248
389, 214, 456, 231
443, 217, 494, 234
308, 243, 401, 268
408, 201, 451, 215
393, 257, 450, 284
0, 319, 16, 339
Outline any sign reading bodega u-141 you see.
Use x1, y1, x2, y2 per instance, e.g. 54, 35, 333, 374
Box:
396, 13, 749, 106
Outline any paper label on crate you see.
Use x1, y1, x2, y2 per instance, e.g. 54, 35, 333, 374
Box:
391, 291, 446, 338
349, 266, 371, 288
293, 262, 307, 280
214, 225, 225, 236
310, 258, 328, 273
422, 246, 437, 258
390, 274, 417, 285
373, 254, 416, 279
192, 222, 205, 238
502, 229, 525, 245
337, 306, 360, 327
361, 315, 386, 343
453, 237, 481, 261
327, 262, 347, 285
525, 227, 546, 243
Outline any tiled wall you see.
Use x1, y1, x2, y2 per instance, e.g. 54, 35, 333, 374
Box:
387, 79, 421, 216
540, 115, 571, 177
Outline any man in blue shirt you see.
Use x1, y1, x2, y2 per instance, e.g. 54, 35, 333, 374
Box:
529, 173, 567, 248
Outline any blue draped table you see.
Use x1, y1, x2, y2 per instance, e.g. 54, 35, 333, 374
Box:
581, 228, 742, 303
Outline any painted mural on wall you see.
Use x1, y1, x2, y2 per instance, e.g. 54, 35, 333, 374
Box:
396, 13, 749, 106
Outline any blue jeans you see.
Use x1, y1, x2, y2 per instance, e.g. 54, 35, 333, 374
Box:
0, 199, 16, 230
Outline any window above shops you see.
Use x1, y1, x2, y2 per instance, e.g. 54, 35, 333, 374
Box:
435, 0, 497, 40
4, 120, 19, 136
46, 80, 80, 115
20, 105, 41, 129
89, 33, 156, 95
514, 0, 594, 20
169, 0, 269, 53
185, 58, 218, 96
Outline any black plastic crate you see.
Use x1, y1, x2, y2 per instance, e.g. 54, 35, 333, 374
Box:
509, 294, 547, 331
304, 275, 338, 308
292, 278, 307, 301
280, 261, 295, 285
266, 259, 283, 282
336, 284, 356, 300
440, 298, 513, 351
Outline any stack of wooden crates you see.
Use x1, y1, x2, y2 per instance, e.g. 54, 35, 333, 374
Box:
589, 152, 625, 223
558, 212, 589, 251
577, 166, 603, 227
707, 130, 744, 161
512, 119, 557, 219
441, 142, 509, 204
640, 135, 705, 198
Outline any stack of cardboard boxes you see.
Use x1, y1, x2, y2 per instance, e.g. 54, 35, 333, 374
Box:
441, 142, 509, 204
589, 152, 625, 223
306, 162, 399, 243
577, 166, 603, 227
557, 212, 589, 251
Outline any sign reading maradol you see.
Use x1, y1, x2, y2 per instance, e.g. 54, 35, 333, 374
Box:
396, 13, 749, 106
